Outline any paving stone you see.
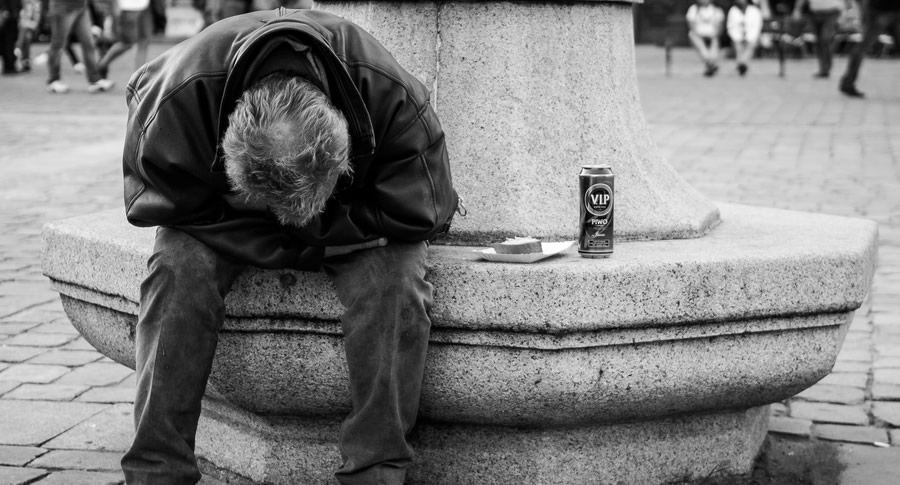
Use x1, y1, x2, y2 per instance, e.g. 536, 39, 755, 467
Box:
55, 363, 133, 387
76, 387, 134, 404
0, 466, 48, 485
836, 350, 872, 363
832, 361, 872, 373
813, 424, 889, 445
0, 362, 6, 372
27, 321, 80, 335
0, 309, 65, 325
0, 333, 77, 348
43, 403, 134, 452
874, 369, 900, 386
0, 295, 57, 320
874, 345, 900, 358
0, 364, 70, 384
29, 450, 122, 471
0, 346, 47, 363
0, 400, 108, 446
891, 430, 900, 446
27, 350, 103, 367
874, 356, 900, 369
769, 402, 788, 416
790, 402, 870, 425
872, 383, 900, 400
835, 443, 900, 484
767, 416, 812, 437
0, 445, 46, 466
59, 338, 99, 352
113, 373, 136, 388
872, 402, 900, 427
29, 470, 124, 485
0, 381, 21, 396
4, 384, 90, 401
794, 384, 866, 405
818, 372, 869, 389
0, 322, 41, 336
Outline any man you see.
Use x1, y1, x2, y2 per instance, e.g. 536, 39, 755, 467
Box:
839, 0, 900, 97
121, 7, 459, 484
685, 0, 725, 76
793, 0, 853, 78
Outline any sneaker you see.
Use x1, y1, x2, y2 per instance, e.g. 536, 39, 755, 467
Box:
73, 62, 86, 73
813, 72, 829, 79
47, 80, 70, 94
737, 63, 748, 76
32, 52, 48, 66
88, 78, 115, 93
839, 84, 864, 98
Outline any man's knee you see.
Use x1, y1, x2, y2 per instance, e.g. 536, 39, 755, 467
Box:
144, 228, 225, 293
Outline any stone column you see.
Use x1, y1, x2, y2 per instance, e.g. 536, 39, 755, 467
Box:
317, 0, 719, 242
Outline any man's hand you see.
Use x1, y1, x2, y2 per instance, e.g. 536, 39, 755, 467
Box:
324, 237, 388, 258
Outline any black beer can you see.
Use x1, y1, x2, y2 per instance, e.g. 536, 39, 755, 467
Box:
578, 165, 614, 258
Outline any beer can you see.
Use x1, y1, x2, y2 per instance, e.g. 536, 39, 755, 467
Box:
578, 165, 614, 258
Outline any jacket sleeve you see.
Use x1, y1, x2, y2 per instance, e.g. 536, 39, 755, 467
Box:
122, 71, 325, 270
358, 97, 459, 242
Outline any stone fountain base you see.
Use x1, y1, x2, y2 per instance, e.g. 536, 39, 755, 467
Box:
41, 203, 875, 484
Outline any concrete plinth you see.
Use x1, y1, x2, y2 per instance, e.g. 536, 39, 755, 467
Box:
41, 203, 876, 483
316, 0, 719, 243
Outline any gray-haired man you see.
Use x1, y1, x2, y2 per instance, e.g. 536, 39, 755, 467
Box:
121, 8, 459, 484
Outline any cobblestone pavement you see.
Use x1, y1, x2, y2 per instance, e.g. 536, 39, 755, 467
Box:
0, 41, 898, 483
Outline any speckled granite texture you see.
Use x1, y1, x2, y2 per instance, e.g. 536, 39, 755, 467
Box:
316, 1, 718, 243
195, 397, 767, 485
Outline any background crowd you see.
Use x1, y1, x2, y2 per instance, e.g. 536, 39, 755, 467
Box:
685, 0, 898, 97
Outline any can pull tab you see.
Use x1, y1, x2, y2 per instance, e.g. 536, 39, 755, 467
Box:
456, 197, 468, 217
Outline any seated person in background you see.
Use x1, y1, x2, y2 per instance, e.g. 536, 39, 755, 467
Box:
686, 0, 726, 76
727, 0, 765, 75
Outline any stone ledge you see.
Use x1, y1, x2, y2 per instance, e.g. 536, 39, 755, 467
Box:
41, 203, 877, 334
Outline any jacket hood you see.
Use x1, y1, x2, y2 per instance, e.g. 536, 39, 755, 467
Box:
211, 8, 376, 171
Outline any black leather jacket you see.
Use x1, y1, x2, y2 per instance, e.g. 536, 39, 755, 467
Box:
123, 8, 458, 270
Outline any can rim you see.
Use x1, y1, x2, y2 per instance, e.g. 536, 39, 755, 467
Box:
581, 164, 612, 169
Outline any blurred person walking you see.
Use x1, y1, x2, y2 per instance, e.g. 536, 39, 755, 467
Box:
45, 0, 114, 93
0, 0, 20, 74
96, 0, 151, 77
728, 0, 765, 75
14, 0, 38, 71
793, 0, 854, 78
839, 0, 900, 97
686, 0, 726, 76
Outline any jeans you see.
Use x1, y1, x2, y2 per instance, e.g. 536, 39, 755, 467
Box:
121, 227, 433, 485
841, 8, 900, 88
47, 8, 101, 83
807, 9, 840, 75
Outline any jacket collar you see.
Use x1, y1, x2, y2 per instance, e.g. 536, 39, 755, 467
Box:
211, 10, 376, 171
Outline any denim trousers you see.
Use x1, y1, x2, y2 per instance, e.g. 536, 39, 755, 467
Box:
47, 8, 101, 83
841, 9, 900, 88
807, 10, 840, 75
121, 227, 434, 485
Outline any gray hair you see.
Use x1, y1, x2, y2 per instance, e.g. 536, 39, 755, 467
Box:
222, 72, 351, 228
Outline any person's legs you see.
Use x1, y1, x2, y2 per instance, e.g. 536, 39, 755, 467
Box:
121, 227, 244, 485
323, 242, 433, 485
0, 15, 19, 73
134, 8, 152, 70
688, 31, 712, 62
814, 10, 840, 75
97, 9, 138, 76
70, 9, 101, 82
841, 9, 888, 93
47, 10, 78, 84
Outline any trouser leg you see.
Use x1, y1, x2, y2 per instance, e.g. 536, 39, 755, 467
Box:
842, 11, 886, 88
71, 10, 101, 82
121, 227, 244, 485
324, 242, 433, 485
47, 11, 76, 83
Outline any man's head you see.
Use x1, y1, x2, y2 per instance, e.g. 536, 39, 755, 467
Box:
223, 72, 351, 228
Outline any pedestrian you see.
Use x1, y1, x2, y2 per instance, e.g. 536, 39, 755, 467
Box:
686, 0, 726, 76
45, 0, 114, 93
120, 8, 459, 485
793, 0, 854, 78
839, 0, 900, 97
727, 0, 765, 75
13, 0, 38, 71
96, 0, 151, 77
0, 0, 20, 74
